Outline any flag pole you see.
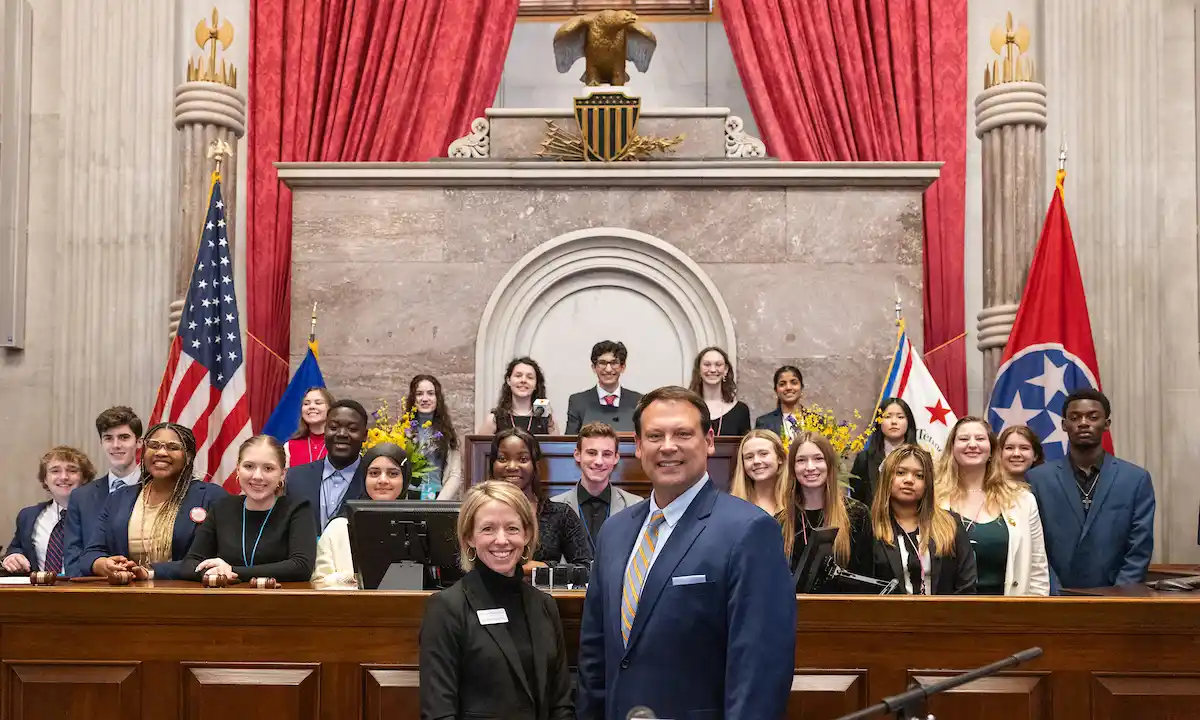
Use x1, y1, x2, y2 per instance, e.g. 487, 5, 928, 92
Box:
1057, 134, 1067, 194
309, 302, 318, 345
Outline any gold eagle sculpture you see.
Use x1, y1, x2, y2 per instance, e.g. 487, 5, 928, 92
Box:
553, 10, 657, 87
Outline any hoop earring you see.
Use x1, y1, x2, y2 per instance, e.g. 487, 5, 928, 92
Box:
466, 547, 477, 562
521, 546, 532, 563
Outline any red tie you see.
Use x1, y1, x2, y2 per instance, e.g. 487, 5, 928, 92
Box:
604, 394, 617, 407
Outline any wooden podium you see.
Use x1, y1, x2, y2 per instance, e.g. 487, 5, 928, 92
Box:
464, 434, 743, 498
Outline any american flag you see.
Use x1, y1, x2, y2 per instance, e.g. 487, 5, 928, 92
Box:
149, 177, 251, 491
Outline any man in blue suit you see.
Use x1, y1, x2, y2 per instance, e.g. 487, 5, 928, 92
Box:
285, 399, 368, 532
63, 406, 143, 577
1027, 389, 1155, 591
576, 386, 796, 720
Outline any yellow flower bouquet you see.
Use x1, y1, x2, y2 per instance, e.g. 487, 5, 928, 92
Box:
365, 399, 432, 480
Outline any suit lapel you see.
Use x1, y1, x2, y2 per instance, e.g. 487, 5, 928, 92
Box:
111, 489, 139, 557
1053, 462, 1086, 527
462, 572, 534, 702
521, 585, 549, 707
170, 481, 199, 560
882, 543, 906, 592
1080, 455, 1118, 540
624, 482, 715, 653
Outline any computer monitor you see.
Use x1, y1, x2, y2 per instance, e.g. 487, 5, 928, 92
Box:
346, 500, 462, 590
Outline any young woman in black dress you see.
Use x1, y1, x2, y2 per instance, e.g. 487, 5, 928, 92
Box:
478, 357, 559, 435
688, 346, 751, 437
488, 427, 591, 575
788, 431, 872, 576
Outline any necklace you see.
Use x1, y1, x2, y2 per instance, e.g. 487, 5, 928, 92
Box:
306, 434, 327, 464
1079, 475, 1100, 510
508, 412, 535, 432
799, 507, 825, 545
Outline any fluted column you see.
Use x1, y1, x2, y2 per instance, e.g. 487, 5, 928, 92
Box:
974, 16, 1046, 394
1043, 0, 1167, 551
51, 0, 177, 447
170, 81, 245, 336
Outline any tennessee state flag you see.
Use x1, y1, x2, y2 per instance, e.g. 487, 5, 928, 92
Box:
987, 171, 1113, 459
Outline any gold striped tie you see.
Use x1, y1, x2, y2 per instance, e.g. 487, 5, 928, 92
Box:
621, 510, 666, 646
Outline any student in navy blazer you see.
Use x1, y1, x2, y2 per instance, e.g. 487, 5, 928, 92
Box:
3, 446, 97, 575
284, 399, 368, 532
64, 406, 144, 577
753, 364, 806, 441
1026, 390, 1155, 591
576, 387, 796, 720
81, 422, 227, 581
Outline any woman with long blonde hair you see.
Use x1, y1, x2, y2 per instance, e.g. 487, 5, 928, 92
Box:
730, 430, 793, 554
870, 445, 976, 594
787, 432, 872, 574
935, 417, 1048, 596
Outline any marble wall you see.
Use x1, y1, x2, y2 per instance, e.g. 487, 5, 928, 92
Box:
287, 172, 927, 440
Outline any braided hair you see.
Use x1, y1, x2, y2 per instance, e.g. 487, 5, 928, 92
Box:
138, 422, 198, 566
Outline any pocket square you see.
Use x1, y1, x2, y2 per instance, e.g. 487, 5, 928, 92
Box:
671, 574, 707, 586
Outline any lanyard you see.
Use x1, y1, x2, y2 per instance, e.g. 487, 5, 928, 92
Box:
242, 502, 274, 567
893, 518, 927, 595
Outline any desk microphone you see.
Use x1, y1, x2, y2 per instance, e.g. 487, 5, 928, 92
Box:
625, 707, 657, 719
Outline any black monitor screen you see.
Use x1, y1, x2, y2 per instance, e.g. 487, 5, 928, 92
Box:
346, 500, 461, 590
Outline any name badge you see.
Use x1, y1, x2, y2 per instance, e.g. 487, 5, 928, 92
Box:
476, 608, 509, 626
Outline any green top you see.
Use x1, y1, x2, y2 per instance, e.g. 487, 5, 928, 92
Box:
966, 516, 1009, 596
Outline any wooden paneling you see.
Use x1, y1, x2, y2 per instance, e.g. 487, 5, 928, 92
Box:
465, 434, 741, 496
4, 662, 141, 720
1092, 674, 1200, 719
786, 671, 866, 720
911, 671, 1051, 720
363, 667, 420, 720
182, 664, 319, 720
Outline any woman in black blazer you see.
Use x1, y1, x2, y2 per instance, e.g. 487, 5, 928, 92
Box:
420, 481, 573, 720
869, 444, 976, 595
849, 397, 917, 505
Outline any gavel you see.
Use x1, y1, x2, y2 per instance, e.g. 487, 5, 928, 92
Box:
202, 575, 280, 589
29, 571, 58, 586
108, 571, 135, 586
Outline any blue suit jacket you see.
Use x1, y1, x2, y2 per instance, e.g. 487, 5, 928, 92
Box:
64, 477, 119, 577
576, 480, 796, 720
753, 408, 784, 437
80, 480, 228, 579
1027, 454, 1155, 591
284, 459, 364, 532
4, 501, 51, 572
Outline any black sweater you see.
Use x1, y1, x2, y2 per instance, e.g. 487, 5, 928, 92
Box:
180, 494, 317, 582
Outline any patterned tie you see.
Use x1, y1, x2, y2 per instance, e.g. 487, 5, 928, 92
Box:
621, 510, 666, 646
604, 394, 617, 407
44, 512, 65, 574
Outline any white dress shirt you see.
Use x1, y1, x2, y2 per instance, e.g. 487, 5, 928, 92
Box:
625, 475, 709, 580
596, 385, 623, 407
107, 468, 140, 493
896, 530, 931, 595
31, 502, 66, 570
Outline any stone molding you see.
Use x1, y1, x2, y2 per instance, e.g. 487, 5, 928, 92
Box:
976, 303, 1020, 352
174, 81, 247, 135
474, 227, 737, 426
484, 106, 731, 118
724, 116, 767, 158
278, 161, 942, 189
974, 81, 1048, 137
448, 117, 491, 159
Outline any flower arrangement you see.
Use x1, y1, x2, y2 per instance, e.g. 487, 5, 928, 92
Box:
365, 399, 433, 481
781, 404, 878, 485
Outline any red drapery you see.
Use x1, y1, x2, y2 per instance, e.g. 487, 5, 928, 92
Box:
720, 0, 968, 414
246, 0, 520, 428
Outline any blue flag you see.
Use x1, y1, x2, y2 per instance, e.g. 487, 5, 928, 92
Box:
262, 344, 325, 442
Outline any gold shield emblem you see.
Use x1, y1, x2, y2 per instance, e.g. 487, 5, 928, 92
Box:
574, 92, 641, 161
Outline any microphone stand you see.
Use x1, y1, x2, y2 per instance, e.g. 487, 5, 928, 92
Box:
834, 647, 1043, 720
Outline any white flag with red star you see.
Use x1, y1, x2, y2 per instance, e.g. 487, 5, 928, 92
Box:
878, 322, 957, 456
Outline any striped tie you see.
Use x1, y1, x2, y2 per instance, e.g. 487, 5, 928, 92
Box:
44, 513, 65, 575
621, 510, 666, 646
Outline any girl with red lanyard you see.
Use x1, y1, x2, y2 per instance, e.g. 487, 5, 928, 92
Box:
869, 444, 976, 595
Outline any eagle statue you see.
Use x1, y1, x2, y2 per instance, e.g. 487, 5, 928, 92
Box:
553, 10, 657, 87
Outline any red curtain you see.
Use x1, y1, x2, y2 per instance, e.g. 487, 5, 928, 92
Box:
721, 0, 968, 414
246, 0, 520, 427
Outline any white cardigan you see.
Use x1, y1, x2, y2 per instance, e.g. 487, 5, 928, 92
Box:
942, 488, 1049, 596
310, 517, 358, 590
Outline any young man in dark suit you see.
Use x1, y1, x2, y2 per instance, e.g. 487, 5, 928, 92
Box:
285, 399, 368, 531
63, 406, 142, 577
564, 340, 643, 434
4, 447, 97, 575
1027, 389, 1155, 591
576, 386, 796, 720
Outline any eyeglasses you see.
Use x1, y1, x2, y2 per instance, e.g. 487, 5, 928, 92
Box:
594, 360, 622, 369
144, 440, 184, 452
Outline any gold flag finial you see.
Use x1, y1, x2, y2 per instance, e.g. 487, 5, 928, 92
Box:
309, 302, 319, 345
985, 12, 1034, 89
207, 139, 233, 177
187, 8, 238, 88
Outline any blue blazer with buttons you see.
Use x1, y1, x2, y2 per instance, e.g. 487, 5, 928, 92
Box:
575, 479, 796, 720
284, 459, 363, 532
1027, 454, 1155, 591
64, 477, 120, 577
80, 480, 228, 579
3, 501, 51, 572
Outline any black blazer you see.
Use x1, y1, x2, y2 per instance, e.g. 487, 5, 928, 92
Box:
871, 519, 977, 595
564, 387, 642, 434
849, 451, 880, 506
420, 569, 573, 720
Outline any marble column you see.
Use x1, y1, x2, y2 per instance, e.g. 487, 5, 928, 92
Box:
974, 75, 1047, 393
170, 80, 245, 337
1042, 0, 1172, 556
52, 0, 178, 446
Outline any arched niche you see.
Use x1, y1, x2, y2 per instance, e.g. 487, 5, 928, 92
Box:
474, 228, 737, 426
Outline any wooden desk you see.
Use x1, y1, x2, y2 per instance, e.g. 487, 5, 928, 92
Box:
2, 582, 1200, 720
465, 434, 741, 497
